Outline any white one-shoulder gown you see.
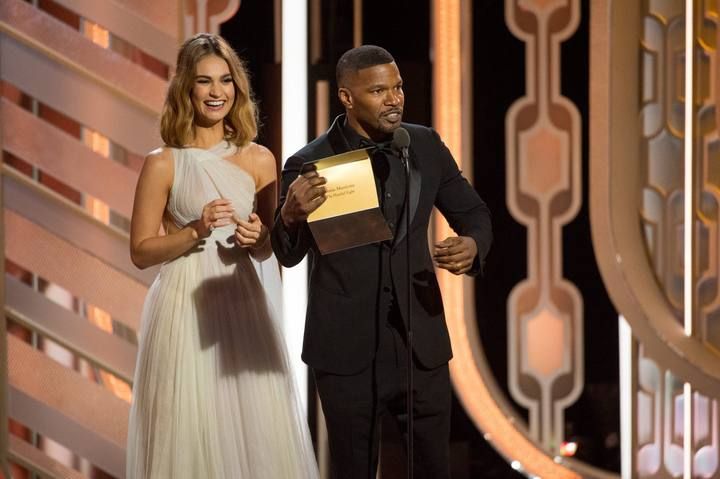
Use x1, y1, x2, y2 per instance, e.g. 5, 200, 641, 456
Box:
126, 142, 318, 479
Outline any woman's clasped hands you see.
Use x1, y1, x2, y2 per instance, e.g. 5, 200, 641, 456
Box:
194, 198, 267, 250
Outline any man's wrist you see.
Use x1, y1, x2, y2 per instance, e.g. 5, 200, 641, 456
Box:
280, 206, 298, 231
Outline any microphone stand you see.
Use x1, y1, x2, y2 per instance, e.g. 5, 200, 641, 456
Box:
400, 145, 413, 479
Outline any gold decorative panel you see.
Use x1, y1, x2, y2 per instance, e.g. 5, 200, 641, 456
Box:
591, 0, 720, 477
505, 0, 584, 452
183, 0, 241, 38
696, 0, 720, 354
640, 0, 685, 322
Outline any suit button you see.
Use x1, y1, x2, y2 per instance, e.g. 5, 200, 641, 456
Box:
382, 286, 391, 293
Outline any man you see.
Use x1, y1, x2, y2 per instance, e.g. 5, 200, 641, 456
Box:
271, 45, 492, 478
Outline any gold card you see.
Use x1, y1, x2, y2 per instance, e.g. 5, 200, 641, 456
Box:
301, 148, 393, 254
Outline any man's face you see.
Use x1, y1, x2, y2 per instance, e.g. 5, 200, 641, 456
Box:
339, 62, 404, 141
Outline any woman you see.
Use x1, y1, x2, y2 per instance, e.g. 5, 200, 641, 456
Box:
126, 33, 318, 478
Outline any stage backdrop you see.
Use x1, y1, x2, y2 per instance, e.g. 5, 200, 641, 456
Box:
1, 1, 719, 479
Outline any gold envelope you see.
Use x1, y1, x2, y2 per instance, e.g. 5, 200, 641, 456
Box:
301, 148, 393, 254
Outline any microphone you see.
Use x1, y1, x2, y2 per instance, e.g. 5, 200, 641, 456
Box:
392, 127, 411, 169
392, 124, 414, 479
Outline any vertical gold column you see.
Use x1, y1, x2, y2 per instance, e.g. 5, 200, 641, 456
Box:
505, 0, 583, 452
432, 0, 463, 336
353, 0, 363, 47
592, 0, 720, 477
315, 76, 331, 479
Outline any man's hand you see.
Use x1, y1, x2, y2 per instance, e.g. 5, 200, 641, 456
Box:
433, 236, 477, 275
280, 169, 327, 228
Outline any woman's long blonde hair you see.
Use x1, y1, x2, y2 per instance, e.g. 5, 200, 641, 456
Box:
160, 33, 258, 147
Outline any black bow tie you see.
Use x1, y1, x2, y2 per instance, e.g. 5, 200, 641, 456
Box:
359, 138, 393, 153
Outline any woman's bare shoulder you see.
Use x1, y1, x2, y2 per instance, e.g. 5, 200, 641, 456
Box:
243, 143, 274, 169
248, 142, 277, 186
138, 147, 175, 188
142, 147, 174, 172
145, 146, 174, 163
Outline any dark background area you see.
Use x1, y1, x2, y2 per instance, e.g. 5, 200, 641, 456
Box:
222, 0, 618, 476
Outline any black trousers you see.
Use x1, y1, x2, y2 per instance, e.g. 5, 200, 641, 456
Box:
314, 313, 451, 479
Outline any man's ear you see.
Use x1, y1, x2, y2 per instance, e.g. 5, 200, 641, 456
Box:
338, 87, 353, 109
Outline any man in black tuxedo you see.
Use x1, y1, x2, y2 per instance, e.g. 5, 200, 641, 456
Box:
271, 45, 492, 478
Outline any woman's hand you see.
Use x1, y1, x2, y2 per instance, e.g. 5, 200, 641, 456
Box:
235, 213, 268, 249
192, 198, 235, 238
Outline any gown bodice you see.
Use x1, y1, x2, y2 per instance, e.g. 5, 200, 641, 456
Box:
167, 141, 256, 234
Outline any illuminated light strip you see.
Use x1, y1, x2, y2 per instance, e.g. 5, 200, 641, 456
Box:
684, 382, 693, 479
281, 0, 308, 414
683, 2, 694, 474
433, 0, 579, 476
618, 316, 632, 479
683, 0, 694, 338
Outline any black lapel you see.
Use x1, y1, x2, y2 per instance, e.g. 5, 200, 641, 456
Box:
326, 114, 351, 154
393, 142, 421, 246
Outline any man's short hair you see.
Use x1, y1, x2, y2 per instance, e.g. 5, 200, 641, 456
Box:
336, 45, 395, 87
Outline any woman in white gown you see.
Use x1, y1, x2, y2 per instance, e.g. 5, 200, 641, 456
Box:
126, 33, 318, 478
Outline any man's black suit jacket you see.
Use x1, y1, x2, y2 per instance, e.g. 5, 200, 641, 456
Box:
271, 115, 492, 375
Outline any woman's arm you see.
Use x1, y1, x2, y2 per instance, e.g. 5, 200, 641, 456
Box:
234, 144, 277, 261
